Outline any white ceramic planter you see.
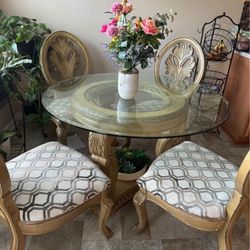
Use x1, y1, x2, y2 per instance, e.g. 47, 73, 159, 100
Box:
118, 69, 139, 100
117, 165, 147, 182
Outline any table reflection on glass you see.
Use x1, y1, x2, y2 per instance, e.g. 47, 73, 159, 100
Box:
42, 73, 229, 210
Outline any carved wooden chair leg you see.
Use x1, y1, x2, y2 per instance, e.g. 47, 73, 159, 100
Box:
217, 201, 245, 250
99, 190, 113, 238
244, 199, 250, 236
10, 230, 26, 250
133, 188, 147, 233
51, 117, 68, 145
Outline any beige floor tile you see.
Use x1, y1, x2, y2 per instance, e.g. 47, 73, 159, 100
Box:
162, 238, 206, 250
81, 207, 122, 240
120, 201, 151, 240
27, 217, 84, 250
146, 202, 207, 240
80, 240, 164, 250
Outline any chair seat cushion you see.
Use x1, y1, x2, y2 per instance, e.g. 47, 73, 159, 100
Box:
137, 141, 237, 219
6, 141, 110, 222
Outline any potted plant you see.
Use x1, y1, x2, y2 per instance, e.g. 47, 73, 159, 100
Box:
116, 147, 150, 181
0, 10, 51, 103
0, 10, 51, 125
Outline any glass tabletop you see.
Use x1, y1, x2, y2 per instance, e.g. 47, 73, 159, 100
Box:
42, 73, 229, 138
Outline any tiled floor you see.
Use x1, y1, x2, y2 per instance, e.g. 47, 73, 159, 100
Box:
0, 122, 249, 250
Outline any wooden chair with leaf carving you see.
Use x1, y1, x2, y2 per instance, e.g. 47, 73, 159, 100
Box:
134, 141, 250, 250
0, 141, 113, 250
40, 31, 90, 86
39, 31, 91, 144
154, 36, 205, 155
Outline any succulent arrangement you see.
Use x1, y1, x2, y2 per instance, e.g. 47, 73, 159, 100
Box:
116, 147, 150, 174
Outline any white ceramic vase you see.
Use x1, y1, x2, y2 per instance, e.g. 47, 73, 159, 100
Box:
118, 69, 139, 100
117, 165, 147, 182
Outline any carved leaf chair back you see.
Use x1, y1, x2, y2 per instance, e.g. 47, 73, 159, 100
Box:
0, 141, 113, 250
154, 37, 205, 97
134, 141, 250, 250
40, 31, 91, 85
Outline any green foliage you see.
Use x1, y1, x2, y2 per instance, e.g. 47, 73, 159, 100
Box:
116, 147, 150, 174
0, 10, 51, 104
0, 11, 50, 43
0, 35, 32, 99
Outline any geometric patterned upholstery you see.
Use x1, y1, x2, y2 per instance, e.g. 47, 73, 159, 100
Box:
6, 142, 110, 222
137, 141, 238, 219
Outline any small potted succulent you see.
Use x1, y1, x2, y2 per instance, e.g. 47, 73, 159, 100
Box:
116, 147, 150, 181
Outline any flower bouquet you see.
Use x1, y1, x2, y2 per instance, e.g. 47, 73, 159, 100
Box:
101, 0, 176, 73
101, 0, 176, 99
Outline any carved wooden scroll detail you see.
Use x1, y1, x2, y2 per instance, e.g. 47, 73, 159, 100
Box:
49, 37, 80, 80
88, 132, 118, 195
165, 42, 196, 93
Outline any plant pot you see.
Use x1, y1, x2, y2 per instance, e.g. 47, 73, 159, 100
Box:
117, 165, 147, 182
17, 40, 36, 68
118, 69, 139, 100
23, 101, 39, 115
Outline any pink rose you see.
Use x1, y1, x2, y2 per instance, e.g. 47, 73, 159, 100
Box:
141, 18, 159, 35
122, 4, 132, 14
106, 25, 119, 37
109, 18, 118, 26
111, 2, 123, 14
100, 24, 108, 33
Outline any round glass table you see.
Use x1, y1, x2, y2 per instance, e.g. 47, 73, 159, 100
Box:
42, 73, 229, 210
42, 73, 229, 138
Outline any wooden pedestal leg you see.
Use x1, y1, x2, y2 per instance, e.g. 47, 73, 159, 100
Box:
51, 117, 68, 145
88, 132, 118, 195
155, 136, 190, 156
133, 188, 147, 233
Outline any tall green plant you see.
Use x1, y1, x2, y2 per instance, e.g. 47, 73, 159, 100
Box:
0, 10, 51, 103
0, 35, 32, 101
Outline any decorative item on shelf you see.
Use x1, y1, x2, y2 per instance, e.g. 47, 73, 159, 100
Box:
101, 0, 176, 99
202, 27, 235, 61
116, 147, 150, 181
198, 70, 227, 95
236, 31, 250, 52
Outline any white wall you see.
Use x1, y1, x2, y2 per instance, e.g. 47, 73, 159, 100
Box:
0, 0, 245, 73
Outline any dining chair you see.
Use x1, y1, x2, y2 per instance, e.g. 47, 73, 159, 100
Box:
134, 141, 250, 250
154, 36, 205, 98
0, 141, 113, 250
39, 30, 91, 85
39, 31, 91, 144
154, 37, 205, 155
